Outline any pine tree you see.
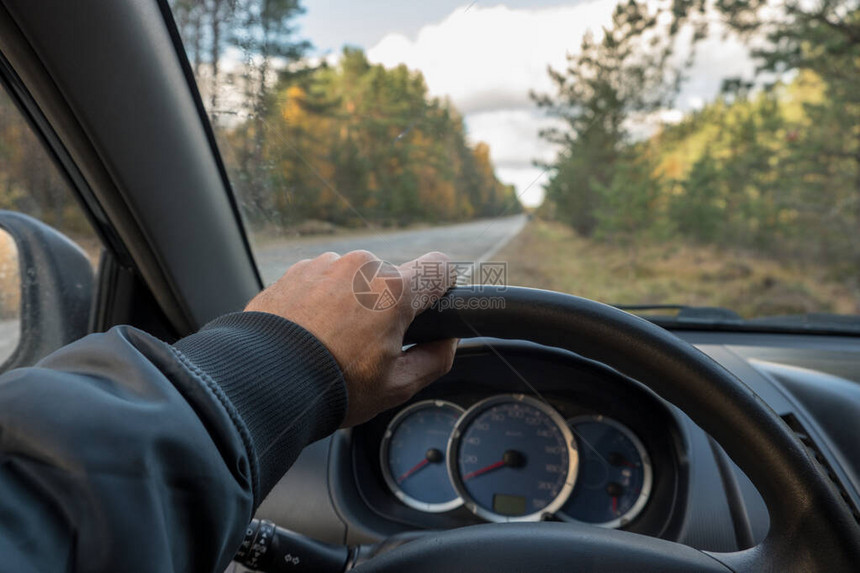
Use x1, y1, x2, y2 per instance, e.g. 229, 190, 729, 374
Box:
533, 0, 680, 236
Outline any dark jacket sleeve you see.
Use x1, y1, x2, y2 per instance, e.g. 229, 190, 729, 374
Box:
0, 311, 347, 573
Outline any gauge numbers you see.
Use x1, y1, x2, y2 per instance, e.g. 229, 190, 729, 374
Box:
380, 400, 464, 512
559, 416, 652, 528
448, 395, 578, 522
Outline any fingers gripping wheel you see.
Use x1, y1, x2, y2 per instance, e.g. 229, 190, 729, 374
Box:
354, 286, 860, 573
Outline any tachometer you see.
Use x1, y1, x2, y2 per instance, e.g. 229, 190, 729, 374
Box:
448, 394, 578, 522
558, 416, 652, 528
380, 400, 464, 512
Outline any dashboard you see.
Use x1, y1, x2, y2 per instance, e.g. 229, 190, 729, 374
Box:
378, 397, 652, 526
353, 342, 684, 537
377, 396, 652, 527
252, 330, 860, 555
337, 339, 692, 546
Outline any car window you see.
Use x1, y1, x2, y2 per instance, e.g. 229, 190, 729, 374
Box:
0, 82, 101, 364
165, 0, 860, 332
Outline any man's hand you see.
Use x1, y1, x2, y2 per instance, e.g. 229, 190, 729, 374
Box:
245, 250, 458, 427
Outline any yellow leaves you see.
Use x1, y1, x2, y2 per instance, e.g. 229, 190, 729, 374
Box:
418, 166, 457, 219
280, 85, 307, 125
652, 72, 830, 189
248, 47, 520, 224
783, 70, 825, 123
367, 173, 380, 194
472, 142, 495, 181
778, 209, 798, 224
660, 156, 683, 179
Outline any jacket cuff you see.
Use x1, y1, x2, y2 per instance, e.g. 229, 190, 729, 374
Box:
173, 311, 347, 499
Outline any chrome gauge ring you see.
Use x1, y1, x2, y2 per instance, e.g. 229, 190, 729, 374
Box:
448, 394, 578, 522
380, 400, 464, 512
558, 415, 653, 528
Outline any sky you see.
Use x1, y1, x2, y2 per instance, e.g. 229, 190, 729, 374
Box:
297, 1, 757, 206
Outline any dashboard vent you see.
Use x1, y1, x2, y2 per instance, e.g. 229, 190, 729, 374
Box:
781, 413, 860, 525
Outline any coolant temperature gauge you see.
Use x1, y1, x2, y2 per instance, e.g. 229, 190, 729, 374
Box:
559, 416, 652, 528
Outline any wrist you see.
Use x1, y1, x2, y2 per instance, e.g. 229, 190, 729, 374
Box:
173, 311, 348, 501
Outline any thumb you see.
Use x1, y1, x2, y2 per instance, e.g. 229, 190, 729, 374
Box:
397, 251, 457, 320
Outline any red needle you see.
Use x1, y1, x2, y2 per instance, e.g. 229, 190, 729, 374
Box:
611, 496, 619, 514
463, 460, 506, 481
397, 459, 429, 483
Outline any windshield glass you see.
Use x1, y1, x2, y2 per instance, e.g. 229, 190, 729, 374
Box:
166, 0, 860, 330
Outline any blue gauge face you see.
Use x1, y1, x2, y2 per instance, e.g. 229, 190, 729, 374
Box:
382, 401, 463, 511
451, 396, 576, 522
560, 417, 652, 527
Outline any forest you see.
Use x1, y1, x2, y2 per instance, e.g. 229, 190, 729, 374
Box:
534, 0, 859, 284
0, 0, 520, 244
218, 47, 521, 230
170, 0, 520, 233
0, 0, 857, 315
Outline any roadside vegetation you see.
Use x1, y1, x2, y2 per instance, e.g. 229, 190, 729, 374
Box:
531, 0, 860, 314
0, 0, 857, 319
498, 220, 859, 317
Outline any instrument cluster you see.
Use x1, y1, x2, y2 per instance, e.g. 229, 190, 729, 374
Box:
379, 395, 653, 527
348, 342, 686, 538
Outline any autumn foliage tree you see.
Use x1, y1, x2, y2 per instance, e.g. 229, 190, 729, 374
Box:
536, 0, 859, 283
247, 48, 519, 230
0, 95, 90, 237
169, 0, 520, 231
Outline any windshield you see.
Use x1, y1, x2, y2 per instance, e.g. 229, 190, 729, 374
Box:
165, 0, 860, 331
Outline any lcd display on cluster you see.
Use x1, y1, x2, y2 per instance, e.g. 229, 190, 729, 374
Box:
493, 493, 527, 516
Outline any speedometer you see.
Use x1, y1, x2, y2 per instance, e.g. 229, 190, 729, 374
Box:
448, 394, 578, 522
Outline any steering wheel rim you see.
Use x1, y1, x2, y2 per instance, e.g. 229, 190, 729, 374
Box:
356, 286, 860, 572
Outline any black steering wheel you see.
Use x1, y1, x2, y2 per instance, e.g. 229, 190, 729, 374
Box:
355, 287, 860, 572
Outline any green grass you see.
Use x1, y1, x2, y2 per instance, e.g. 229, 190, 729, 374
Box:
495, 220, 860, 318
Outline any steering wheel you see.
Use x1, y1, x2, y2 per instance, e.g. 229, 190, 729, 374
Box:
354, 286, 860, 572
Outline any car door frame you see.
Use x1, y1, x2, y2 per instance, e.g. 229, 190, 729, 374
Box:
0, 0, 261, 337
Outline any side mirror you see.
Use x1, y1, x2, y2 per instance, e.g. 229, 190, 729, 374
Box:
0, 211, 94, 370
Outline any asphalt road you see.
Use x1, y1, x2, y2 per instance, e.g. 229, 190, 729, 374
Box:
0, 216, 526, 358
254, 214, 527, 285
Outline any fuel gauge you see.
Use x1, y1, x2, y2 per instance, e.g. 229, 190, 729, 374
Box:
559, 416, 652, 528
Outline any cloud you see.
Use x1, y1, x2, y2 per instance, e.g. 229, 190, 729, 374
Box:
465, 109, 558, 168
497, 166, 550, 207
673, 24, 759, 110
367, 2, 620, 115
366, 2, 759, 203
465, 109, 560, 206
